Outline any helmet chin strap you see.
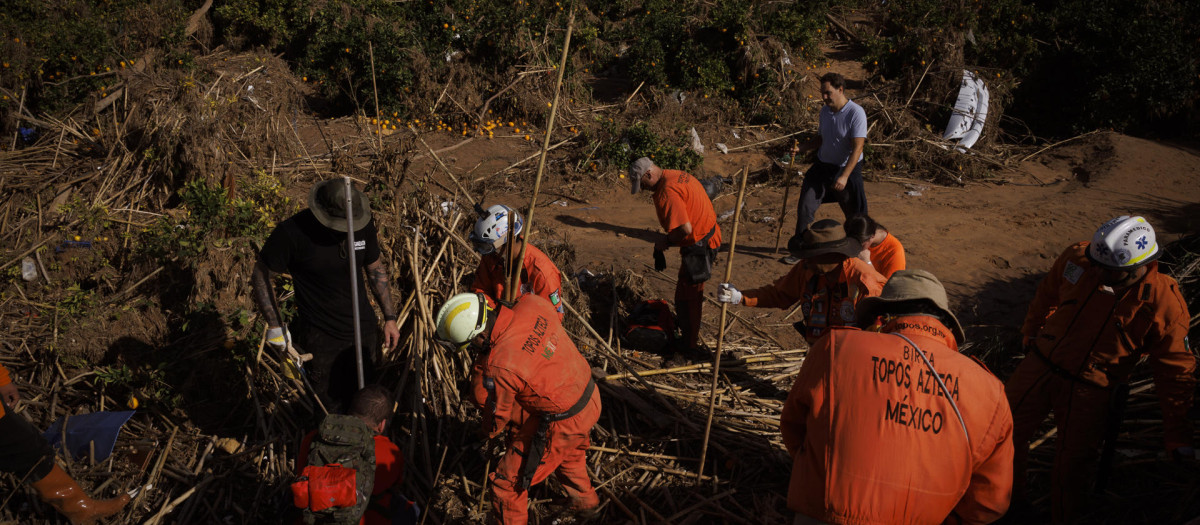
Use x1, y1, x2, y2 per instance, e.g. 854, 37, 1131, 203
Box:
1099, 265, 1146, 289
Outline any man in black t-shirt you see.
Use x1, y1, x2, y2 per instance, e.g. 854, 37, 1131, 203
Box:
252, 180, 401, 412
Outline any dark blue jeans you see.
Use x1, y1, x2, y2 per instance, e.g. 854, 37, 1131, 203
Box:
793, 160, 868, 238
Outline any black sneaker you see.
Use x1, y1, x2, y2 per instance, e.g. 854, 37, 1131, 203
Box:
783, 234, 805, 264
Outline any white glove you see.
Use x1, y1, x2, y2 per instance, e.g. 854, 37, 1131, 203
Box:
265, 326, 311, 363
716, 283, 742, 305
266, 326, 291, 351
266, 326, 314, 380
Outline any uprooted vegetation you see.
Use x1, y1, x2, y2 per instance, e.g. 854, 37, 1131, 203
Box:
0, 70, 802, 519
1, 0, 1199, 523
4, 0, 1197, 181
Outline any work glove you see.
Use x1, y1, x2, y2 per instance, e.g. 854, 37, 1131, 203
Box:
653, 249, 667, 272
857, 248, 872, 264
266, 326, 313, 379
716, 283, 742, 305
266, 326, 291, 351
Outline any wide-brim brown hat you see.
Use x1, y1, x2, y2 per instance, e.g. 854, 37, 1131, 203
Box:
309, 179, 371, 232
855, 269, 965, 343
789, 219, 861, 259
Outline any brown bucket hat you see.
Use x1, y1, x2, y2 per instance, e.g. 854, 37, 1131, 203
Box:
855, 269, 965, 343
788, 219, 861, 259
309, 179, 372, 232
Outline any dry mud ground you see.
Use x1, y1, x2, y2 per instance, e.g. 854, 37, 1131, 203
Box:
419, 130, 1200, 353
392, 127, 1200, 524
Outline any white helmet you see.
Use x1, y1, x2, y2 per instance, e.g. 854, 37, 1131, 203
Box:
1087, 216, 1159, 270
470, 205, 523, 255
435, 292, 491, 345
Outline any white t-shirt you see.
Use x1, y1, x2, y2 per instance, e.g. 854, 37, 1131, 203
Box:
817, 99, 868, 167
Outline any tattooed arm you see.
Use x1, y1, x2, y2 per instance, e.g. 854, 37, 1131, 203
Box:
365, 260, 397, 319
252, 260, 282, 328
366, 259, 400, 351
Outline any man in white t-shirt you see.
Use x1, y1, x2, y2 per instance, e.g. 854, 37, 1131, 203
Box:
785, 72, 869, 265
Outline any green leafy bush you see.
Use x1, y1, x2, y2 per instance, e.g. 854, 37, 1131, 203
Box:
139, 172, 289, 263
760, 1, 827, 55
216, 0, 569, 115
603, 0, 826, 96
595, 122, 702, 173
861, 0, 1036, 79
213, 0, 830, 117
1009, 0, 1199, 136
862, 0, 1198, 137
0, 0, 192, 113
217, 0, 420, 113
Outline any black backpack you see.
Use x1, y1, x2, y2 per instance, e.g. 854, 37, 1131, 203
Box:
623, 300, 677, 352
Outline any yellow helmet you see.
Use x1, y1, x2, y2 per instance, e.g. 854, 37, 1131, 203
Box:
435, 293, 490, 345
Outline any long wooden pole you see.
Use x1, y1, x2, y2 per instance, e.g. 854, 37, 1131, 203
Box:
369, 41, 382, 152
774, 139, 800, 254
344, 177, 365, 389
696, 164, 750, 482
505, 9, 575, 302
501, 209, 516, 304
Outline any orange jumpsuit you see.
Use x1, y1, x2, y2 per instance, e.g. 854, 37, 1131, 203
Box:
781, 317, 1014, 524
742, 257, 886, 343
472, 243, 565, 320
470, 294, 601, 525
868, 232, 906, 280
653, 169, 722, 350
1006, 242, 1195, 522
0, 363, 9, 419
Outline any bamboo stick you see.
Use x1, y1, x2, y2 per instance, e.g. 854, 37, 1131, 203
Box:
418, 446, 448, 525
563, 300, 700, 430
588, 446, 697, 462
774, 140, 799, 254
603, 354, 782, 381
506, 9, 575, 302
143, 475, 213, 525
698, 164, 750, 482
726, 130, 808, 152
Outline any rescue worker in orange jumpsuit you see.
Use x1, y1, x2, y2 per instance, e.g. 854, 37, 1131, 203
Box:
1006, 216, 1195, 523
844, 214, 906, 280
0, 363, 130, 524
630, 157, 722, 353
435, 292, 601, 525
781, 270, 1014, 524
470, 204, 565, 320
717, 219, 886, 344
